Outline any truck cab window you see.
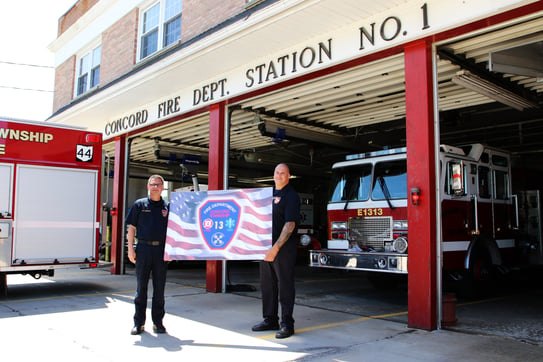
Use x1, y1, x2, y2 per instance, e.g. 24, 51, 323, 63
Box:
494, 170, 509, 200
492, 154, 508, 167
372, 160, 407, 200
330, 165, 372, 202
478, 166, 491, 199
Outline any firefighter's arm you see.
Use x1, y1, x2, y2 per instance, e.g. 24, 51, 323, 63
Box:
127, 225, 137, 264
264, 221, 296, 262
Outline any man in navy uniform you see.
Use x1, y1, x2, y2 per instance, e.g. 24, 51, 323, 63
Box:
126, 175, 170, 335
252, 163, 300, 339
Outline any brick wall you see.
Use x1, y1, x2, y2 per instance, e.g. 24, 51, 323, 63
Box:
182, 0, 246, 42
53, 56, 76, 113
101, 9, 139, 85
58, 0, 100, 36
53, 0, 254, 112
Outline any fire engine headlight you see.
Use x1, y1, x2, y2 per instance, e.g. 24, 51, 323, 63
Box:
331, 221, 347, 230
392, 236, 408, 254
319, 253, 328, 265
300, 234, 312, 247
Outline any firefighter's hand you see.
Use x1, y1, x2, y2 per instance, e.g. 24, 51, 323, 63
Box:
264, 247, 278, 262
128, 248, 136, 264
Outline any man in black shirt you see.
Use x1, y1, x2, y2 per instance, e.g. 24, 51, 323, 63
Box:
252, 163, 300, 339
126, 175, 170, 335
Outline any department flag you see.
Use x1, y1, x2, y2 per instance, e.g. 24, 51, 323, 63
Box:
164, 187, 272, 260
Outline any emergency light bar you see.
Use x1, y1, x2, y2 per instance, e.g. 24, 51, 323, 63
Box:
346, 147, 406, 161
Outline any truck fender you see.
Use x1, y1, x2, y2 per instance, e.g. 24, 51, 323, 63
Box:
464, 234, 502, 270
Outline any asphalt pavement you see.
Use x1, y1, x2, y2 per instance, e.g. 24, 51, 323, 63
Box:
0, 263, 542, 361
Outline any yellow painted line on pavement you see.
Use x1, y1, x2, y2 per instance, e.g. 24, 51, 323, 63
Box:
254, 294, 515, 339
256, 310, 408, 340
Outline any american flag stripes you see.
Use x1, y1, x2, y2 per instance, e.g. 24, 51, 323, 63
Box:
164, 187, 272, 260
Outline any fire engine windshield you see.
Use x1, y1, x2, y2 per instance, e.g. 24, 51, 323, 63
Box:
329, 164, 372, 202
372, 160, 407, 200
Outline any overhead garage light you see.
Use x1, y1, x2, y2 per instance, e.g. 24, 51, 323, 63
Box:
451, 70, 537, 111
258, 118, 359, 149
488, 41, 543, 79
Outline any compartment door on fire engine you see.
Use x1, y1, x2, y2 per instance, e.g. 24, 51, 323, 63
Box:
0, 164, 14, 269
0, 164, 13, 215
12, 165, 98, 264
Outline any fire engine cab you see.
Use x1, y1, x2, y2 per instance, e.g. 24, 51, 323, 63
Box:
309, 144, 523, 290
0, 119, 102, 296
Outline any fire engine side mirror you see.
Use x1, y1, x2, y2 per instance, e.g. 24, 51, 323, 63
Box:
450, 162, 465, 196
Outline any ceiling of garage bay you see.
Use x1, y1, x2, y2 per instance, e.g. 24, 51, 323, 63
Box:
105, 12, 543, 186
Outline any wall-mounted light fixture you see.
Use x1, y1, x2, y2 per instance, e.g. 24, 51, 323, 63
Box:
410, 187, 420, 206
451, 70, 537, 111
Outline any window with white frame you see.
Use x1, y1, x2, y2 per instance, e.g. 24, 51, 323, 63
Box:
76, 45, 101, 97
139, 0, 182, 60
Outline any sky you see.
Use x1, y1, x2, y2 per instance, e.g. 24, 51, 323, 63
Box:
0, 1, 76, 121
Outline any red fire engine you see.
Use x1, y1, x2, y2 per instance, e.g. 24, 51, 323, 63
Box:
0, 119, 102, 296
309, 144, 524, 290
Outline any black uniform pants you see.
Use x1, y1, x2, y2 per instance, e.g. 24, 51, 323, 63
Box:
259, 243, 297, 328
134, 243, 167, 327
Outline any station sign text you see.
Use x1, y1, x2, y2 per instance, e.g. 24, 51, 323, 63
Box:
104, 3, 434, 137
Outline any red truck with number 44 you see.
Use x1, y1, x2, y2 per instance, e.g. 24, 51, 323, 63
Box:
0, 119, 102, 296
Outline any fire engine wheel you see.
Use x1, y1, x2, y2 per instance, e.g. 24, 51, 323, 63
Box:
472, 256, 491, 283
463, 252, 497, 298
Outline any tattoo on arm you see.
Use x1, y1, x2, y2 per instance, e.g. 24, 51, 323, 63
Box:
274, 221, 296, 250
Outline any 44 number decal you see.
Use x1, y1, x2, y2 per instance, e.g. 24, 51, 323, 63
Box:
76, 144, 94, 162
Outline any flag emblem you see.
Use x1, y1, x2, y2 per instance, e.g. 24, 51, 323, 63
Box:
199, 199, 240, 250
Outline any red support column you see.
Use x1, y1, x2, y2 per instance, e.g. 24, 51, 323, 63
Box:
206, 102, 225, 292
404, 40, 438, 330
110, 135, 127, 275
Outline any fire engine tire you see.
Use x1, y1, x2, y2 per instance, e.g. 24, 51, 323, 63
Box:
462, 249, 498, 299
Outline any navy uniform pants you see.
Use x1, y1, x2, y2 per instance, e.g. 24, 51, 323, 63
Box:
134, 243, 167, 327
259, 242, 297, 328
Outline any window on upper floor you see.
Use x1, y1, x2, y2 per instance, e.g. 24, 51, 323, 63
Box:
139, 0, 182, 60
76, 45, 101, 97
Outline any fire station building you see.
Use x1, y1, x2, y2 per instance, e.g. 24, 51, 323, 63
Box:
48, 0, 543, 330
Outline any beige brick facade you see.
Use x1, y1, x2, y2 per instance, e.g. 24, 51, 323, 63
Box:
101, 9, 139, 86
181, 0, 246, 42
53, 0, 254, 113
53, 56, 75, 113
58, 0, 99, 37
